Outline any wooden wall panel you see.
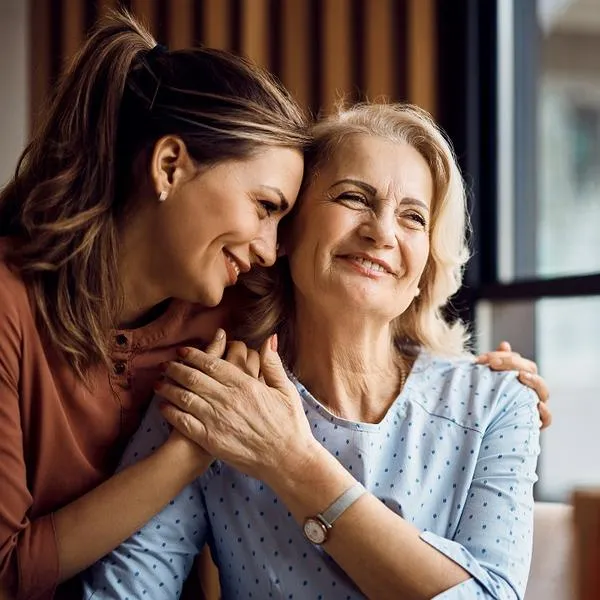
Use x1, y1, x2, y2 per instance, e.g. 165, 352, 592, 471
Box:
30, 0, 437, 121
202, 0, 233, 50
168, 0, 194, 50
408, 0, 437, 116
321, 0, 352, 112
240, 0, 269, 68
364, 0, 395, 102
281, 0, 310, 109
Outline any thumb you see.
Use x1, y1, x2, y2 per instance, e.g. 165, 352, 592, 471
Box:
259, 334, 290, 391
205, 328, 227, 358
497, 340, 511, 352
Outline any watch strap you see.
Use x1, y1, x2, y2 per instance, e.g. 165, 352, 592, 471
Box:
319, 482, 366, 527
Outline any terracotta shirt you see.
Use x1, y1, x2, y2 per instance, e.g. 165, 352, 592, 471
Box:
0, 246, 226, 599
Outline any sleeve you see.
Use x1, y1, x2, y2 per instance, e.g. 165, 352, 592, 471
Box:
421, 386, 540, 600
0, 275, 60, 599
81, 398, 210, 599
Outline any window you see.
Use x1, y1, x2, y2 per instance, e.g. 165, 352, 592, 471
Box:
437, 0, 600, 502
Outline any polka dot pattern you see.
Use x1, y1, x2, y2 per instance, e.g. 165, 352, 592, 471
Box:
83, 352, 540, 599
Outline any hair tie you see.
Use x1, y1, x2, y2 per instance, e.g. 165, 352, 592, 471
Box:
147, 43, 168, 61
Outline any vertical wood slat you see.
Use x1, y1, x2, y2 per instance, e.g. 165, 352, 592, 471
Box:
202, 0, 233, 49
62, 0, 84, 68
321, 0, 352, 112
364, 0, 394, 102
407, 0, 436, 116
97, 0, 118, 17
240, 0, 269, 68
167, 0, 194, 49
131, 0, 158, 35
281, 0, 310, 110
29, 0, 51, 131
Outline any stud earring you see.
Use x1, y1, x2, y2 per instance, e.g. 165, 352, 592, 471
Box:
158, 190, 168, 202
415, 287, 421, 297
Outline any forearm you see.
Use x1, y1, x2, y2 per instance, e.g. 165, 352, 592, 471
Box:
54, 435, 211, 582
267, 443, 470, 600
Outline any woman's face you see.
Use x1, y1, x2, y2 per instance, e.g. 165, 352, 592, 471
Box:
156, 147, 304, 306
287, 134, 432, 321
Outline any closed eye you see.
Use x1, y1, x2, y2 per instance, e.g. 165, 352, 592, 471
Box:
259, 200, 280, 217
403, 211, 427, 228
337, 192, 371, 208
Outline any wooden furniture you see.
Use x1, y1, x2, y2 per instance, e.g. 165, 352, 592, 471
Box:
573, 488, 600, 600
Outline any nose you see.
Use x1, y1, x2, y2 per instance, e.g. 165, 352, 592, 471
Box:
249, 221, 278, 267
358, 207, 397, 249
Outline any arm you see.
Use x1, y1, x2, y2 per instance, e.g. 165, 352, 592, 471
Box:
81, 400, 209, 599
0, 318, 221, 600
160, 341, 540, 600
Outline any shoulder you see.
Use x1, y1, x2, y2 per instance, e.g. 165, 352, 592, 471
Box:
408, 351, 538, 433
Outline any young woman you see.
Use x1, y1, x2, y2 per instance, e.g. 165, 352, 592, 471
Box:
84, 104, 543, 599
0, 12, 307, 599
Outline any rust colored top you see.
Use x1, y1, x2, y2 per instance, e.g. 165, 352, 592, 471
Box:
0, 241, 226, 599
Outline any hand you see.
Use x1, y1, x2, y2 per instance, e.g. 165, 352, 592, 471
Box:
156, 334, 316, 484
161, 329, 228, 467
475, 341, 551, 429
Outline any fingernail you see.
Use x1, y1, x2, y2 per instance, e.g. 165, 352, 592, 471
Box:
270, 334, 278, 352
215, 328, 225, 340
177, 347, 190, 358
521, 371, 534, 380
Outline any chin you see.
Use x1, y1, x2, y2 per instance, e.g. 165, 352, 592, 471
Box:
182, 283, 225, 308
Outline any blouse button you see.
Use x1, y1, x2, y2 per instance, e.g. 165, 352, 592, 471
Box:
113, 360, 127, 375
115, 334, 128, 346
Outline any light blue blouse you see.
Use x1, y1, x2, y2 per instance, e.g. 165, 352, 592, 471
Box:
83, 351, 540, 599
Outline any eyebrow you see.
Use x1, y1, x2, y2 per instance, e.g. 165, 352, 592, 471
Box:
262, 186, 290, 212
330, 178, 430, 212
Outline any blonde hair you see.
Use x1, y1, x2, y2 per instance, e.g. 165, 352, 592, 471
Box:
0, 11, 309, 377
235, 103, 472, 363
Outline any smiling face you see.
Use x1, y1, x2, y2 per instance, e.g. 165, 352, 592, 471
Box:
152, 145, 304, 307
286, 134, 433, 322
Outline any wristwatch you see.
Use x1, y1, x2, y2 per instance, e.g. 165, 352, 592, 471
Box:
303, 482, 366, 545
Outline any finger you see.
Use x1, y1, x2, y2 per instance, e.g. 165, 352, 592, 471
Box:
518, 370, 549, 403
496, 340, 512, 352
259, 334, 291, 391
538, 401, 553, 430
205, 328, 227, 358
160, 402, 210, 448
176, 346, 247, 386
488, 353, 538, 374
155, 379, 216, 418
246, 349, 261, 379
225, 341, 249, 372
162, 360, 222, 398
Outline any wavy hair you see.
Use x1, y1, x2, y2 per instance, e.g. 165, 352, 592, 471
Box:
235, 103, 471, 364
0, 10, 309, 377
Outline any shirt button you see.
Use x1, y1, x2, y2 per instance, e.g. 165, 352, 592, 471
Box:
113, 360, 127, 375
115, 334, 128, 346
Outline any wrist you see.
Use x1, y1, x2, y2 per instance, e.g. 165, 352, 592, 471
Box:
264, 438, 351, 500
160, 432, 213, 482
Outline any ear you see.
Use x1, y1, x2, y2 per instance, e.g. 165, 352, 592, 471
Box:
149, 136, 195, 198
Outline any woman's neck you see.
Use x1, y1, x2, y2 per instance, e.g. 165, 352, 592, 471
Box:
291, 305, 406, 424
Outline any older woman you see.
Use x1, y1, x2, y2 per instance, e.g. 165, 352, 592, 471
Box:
84, 104, 540, 599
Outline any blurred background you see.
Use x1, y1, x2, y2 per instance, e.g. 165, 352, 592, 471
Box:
0, 0, 599, 503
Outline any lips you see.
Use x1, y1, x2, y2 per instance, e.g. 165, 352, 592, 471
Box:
339, 254, 396, 276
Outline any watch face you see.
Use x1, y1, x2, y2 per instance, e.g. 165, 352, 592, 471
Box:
303, 518, 327, 544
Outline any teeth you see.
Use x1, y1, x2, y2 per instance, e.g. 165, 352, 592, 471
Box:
351, 257, 387, 273
226, 254, 240, 275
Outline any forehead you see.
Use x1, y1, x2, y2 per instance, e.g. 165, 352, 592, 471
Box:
319, 134, 433, 202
